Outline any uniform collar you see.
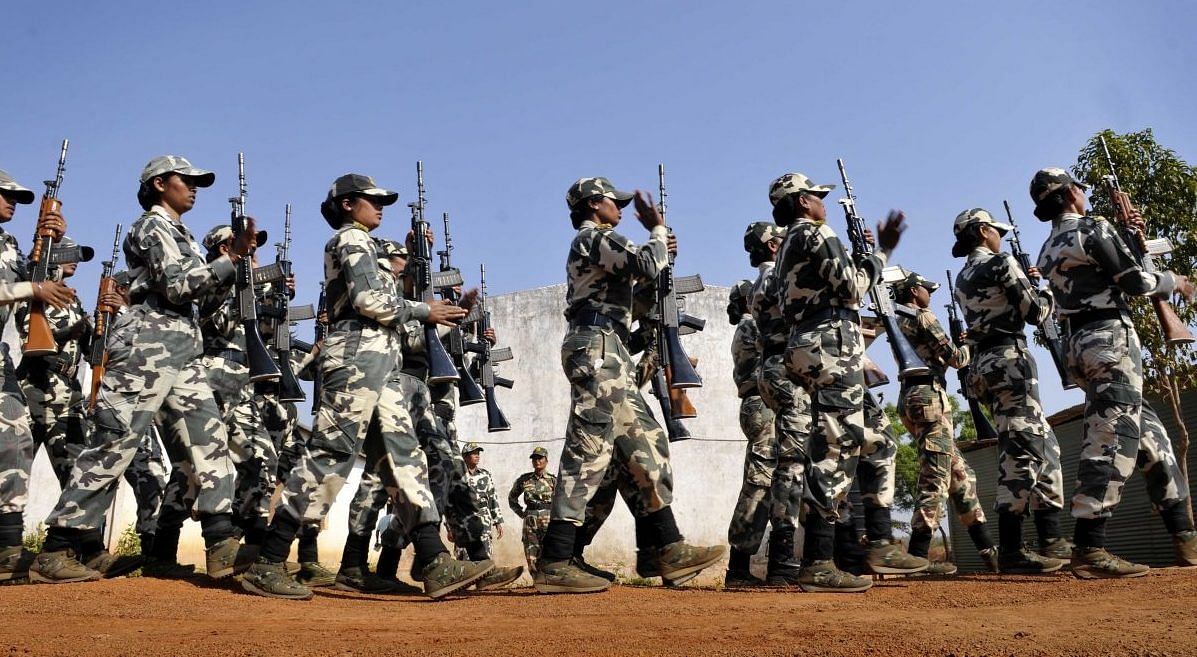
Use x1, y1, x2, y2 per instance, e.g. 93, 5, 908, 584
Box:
758, 261, 775, 275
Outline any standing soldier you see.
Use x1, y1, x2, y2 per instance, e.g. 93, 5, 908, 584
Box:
535, 177, 724, 594
240, 173, 491, 600
509, 446, 556, 575
891, 269, 1000, 574
1032, 168, 1197, 577
30, 155, 249, 584
0, 169, 74, 581
460, 443, 503, 559
769, 171, 927, 592
952, 208, 1071, 571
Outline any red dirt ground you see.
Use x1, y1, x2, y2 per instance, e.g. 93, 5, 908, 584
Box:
3, 568, 1196, 657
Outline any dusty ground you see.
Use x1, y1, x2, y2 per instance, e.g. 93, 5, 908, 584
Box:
3, 568, 1196, 657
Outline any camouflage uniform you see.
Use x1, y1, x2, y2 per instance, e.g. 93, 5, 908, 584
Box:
124, 428, 169, 540
459, 453, 503, 558
955, 226, 1065, 518
1034, 172, 1189, 531
0, 214, 37, 551
509, 455, 556, 574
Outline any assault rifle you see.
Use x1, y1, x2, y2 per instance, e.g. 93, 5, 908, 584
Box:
25, 139, 69, 357
475, 264, 511, 432
1099, 135, 1194, 346
87, 224, 122, 411
269, 204, 305, 402
311, 283, 327, 416
945, 270, 998, 442
229, 153, 281, 383
406, 161, 459, 384
436, 212, 485, 405
1003, 200, 1075, 389
836, 158, 929, 380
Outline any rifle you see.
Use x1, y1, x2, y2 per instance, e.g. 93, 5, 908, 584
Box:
229, 153, 281, 383
87, 224, 122, 411
436, 212, 485, 405
406, 161, 459, 384
945, 269, 998, 442
311, 282, 327, 416
1003, 201, 1075, 389
836, 158, 929, 380
270, 204, 305, 402
25, 139, 69, 357
1098, 136, 1194, 346
476, 264, 511, 432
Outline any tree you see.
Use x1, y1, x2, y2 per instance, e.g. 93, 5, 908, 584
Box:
1073, 128, 1197, 519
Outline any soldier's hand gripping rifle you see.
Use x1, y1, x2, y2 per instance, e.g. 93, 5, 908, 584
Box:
25, 139, 70, 357
1003, 200, 1075, 389
87, 224, 122, 411
945, 269, 998, 442
230, 153, 281, 383
270, 204, 305, 402
475, 264, 511, 432
406, 161, 459, 385
836, 158, 929, 380
1099, 135, 1194, 346
311, 282, 327, 416
436, 212, 484, 405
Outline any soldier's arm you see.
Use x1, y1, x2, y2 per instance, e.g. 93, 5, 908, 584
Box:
200, 294, 239, 337
0, 283, 37, 306
338, 228, 429, 327
135, 215, 236, 305
814, 225, 878, 306
1089, 220, 1176, 298
486, 476, 503, 526
586, 226, 669, 282
998, 254, 1053, 326
920, 309, 969, 369
507, 476, 526, 518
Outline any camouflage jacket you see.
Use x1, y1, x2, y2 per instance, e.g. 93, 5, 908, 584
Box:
776, 218, 885, 326
1036, 213, 1175, 317
731, 315, 760, 397
0, 228, 32, 328
125, 206, 236, 311
564, 219, 669, 331
464, 466, 503, 528
508, 470, 556, 518
897, 306, 968, 382
749, 260, 787, 355
324, 224, 428, 328
955, 246, 1052, 344
15, 294, 90, 371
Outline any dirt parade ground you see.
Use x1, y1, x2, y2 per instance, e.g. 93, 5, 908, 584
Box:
3, 568, 1197, 657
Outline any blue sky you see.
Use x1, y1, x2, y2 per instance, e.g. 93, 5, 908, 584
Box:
4, 1, 1195, 413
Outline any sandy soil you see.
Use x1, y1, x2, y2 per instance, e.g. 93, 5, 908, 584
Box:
3, 568, 1196, 657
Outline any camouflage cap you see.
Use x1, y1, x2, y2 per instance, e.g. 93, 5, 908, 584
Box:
0, 169, 35, 204
461, 442, 484, 455
566, 177, 634, 210
768, 172, 835, 206
1029, 168, 1087, 204
112, 270, 132, 288
529, 447, 548, 459
951, 208, 1012, 257
139, 155, 215, 187
378, 239, 408, 259
55, 236, 95, 263
726, 279, 754, 324
327, 173, 399, 206
742, 221, 785, 253
891, 268, 939, 295
201, 224, 268, 251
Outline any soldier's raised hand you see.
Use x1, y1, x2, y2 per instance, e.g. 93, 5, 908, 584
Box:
876, 210, 906, 255
633, 191, 665, 231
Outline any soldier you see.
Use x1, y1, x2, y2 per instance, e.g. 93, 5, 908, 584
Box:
30, 155, 249, 584
1032, 168, 1197, 578
459, 443, 504, 558
0, 169, 74, 581
769, 171, 927, 592
952, 208, 1071, 572
891, 269, 1001, 575
535, 177, 724, 594
240, 173, 491, 600
509, 446, 556, 575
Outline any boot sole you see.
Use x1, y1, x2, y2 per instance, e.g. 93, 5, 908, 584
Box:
0, 571, 29, 581
335, 583, 399, 594
1072, 566, 1149, 580
28, 569, 101, 584
426, 563, 494, 600
1001, 564, 1065, 574
869, 563, 928, 575
660, 547, 727, 584
239, 577, 314, 600
299, 578, 337, 588
98, 558, 146, 579
798, 580, 873, 593
207, 565, 236, 580
475, 568, 524, 591
533, 580, 611, 594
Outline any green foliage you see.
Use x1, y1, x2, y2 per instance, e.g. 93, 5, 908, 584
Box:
114, 524, 141, 557
23, 523, 46, 553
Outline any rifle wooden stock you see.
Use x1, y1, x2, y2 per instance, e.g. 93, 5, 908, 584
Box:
24, 197, 61, 357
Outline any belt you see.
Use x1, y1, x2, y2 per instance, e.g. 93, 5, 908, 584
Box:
798, 306, 860, 327
977, 334, 1025, 351
902, 374, 945, 387
205, 349, 247, 366
762, 342, 787, 358
569, 309, 629, 344
134, 293, 195, 318
1066, 308, 1127, 332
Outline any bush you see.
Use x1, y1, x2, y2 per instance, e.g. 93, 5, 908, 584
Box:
114, 523, 141, 557
23, 523, 45, 553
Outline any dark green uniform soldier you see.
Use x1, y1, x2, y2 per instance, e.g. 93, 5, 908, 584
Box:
509, 446, 556, 575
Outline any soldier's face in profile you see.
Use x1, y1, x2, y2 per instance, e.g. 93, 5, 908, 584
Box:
0, 191, 17, 222
802, 193, 827, 222
911, 285, 931, 308
592, 196, 622, 226
465, 452, 481, 468
344, 195, 384, 231
155, 174, 198, 215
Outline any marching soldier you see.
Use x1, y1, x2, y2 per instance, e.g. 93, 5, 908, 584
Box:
951, 208, 1071, 571
534, 177, 724, 594
509, 446, 556, 575
891, 269, 1000, 575
1032, 168, 1197, 578
0, 169, 75, 581
240, 173, 491, 600
769, 171, 927, 592
30, 155, 249, 584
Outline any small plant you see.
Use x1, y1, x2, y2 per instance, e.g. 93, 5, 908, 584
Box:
114, 524, 141, 557
23, 523, 46, 553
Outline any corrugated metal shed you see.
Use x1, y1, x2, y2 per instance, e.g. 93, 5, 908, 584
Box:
949, 389, 1197, 572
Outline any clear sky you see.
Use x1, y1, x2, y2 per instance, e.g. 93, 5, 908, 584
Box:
4, 1, 1195, 414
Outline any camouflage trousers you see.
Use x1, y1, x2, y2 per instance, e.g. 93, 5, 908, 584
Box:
753, 355, 810, 539
46, 306, 234, 532
19, 366, 88, 488
0, 345, 35, 518
522, 509, 551, 574
899, 382, 985, 532
971, 343, 1065, 515
554, 325, 673, 525
786, 318, 867, 522
580, 453, 648, 542
727, 394, 779, 554
860, 390, 898, 510
123, 429, 169, 535
276, 325, 438, 537
1066, 320, 1188, 519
